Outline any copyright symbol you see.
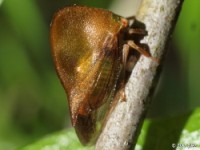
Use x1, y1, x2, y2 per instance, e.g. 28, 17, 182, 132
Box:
172, 143, 176, 148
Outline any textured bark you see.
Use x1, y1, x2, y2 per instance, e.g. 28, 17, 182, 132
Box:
95, 0, 184, 150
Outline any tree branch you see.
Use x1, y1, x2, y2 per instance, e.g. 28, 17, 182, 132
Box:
95, 0, 184, 150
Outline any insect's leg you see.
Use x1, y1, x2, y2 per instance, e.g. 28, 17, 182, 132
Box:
120, 44, 130, 101
122, 44, 138, 72
127, 40, 159, 62
127, 40, 150, 57
126, 55, 138, 72
128, 28, 147, 35
122, 44, 130, 68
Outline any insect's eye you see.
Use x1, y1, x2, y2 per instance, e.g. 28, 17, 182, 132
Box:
112, 14, 121, 23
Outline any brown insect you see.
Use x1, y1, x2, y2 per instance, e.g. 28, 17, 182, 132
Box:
50, 5, 155, 144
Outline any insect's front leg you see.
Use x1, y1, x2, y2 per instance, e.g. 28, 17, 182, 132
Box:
127, 40, 159, 62
128, 28, 147, 35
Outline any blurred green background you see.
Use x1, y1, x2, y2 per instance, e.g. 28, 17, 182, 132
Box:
0, 0, 200, 150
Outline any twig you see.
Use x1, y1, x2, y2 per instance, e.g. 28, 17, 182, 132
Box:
95, 0, 184, 150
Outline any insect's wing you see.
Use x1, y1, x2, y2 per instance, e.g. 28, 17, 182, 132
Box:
74, 34, 123, 144
50, 6, 125, 144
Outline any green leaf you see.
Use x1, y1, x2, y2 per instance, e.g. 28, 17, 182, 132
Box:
0, 0, 3, 6
136, 108, 200, 150
20, 128, 93, 150
21, 108, 200, 150
175, 0, 200, 109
